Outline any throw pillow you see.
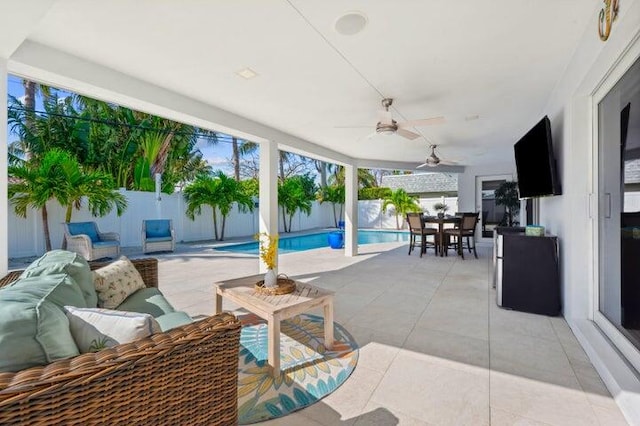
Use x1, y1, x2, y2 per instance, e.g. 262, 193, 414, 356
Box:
93, 256, 146, 309
0, 274, 82, 372
65, 306, 161, 353
20, 250, 97, 307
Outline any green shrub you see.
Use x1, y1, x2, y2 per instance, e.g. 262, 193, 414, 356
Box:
359, 187, 392, 200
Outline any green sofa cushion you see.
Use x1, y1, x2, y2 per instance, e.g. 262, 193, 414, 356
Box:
116, 287, 176, 318
0, 274, 82, 372
156, 311, 193, 332
20, 250, 96, 308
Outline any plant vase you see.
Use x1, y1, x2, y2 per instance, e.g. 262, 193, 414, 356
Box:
437, 212, 445, 218
264, 268, 278, 288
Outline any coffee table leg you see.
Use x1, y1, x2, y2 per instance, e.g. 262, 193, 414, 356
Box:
268, 314, 281, 376
215, 293, 222, 314
324, 301, 334, 349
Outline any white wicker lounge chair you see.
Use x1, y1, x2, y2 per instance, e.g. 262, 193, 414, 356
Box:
63, 221, 120, 261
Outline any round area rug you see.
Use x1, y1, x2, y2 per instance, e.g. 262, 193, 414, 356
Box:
237, 313, 359, 424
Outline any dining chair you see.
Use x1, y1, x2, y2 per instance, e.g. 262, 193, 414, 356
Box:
407, 213, 438, 257
443, 212, 480, 259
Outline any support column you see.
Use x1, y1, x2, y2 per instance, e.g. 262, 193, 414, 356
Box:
0, 60, 8, 275
259, 140, 279, 272
344, 163, 358, 257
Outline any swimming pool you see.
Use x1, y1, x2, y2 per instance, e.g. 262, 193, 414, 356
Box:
217, 230, 409, 254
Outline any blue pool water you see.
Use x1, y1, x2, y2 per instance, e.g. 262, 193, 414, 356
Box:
217, 230, 409, 254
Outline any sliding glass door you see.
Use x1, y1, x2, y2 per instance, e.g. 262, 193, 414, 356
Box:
596, 55, 640, 372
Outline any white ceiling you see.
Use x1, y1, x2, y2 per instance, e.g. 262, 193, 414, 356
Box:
5, 0, 598, 167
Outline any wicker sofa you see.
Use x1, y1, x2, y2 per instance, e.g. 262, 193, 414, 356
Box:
0, 258, 241, 426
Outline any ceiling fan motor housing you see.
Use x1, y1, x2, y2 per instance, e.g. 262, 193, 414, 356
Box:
376, 119, 398, 135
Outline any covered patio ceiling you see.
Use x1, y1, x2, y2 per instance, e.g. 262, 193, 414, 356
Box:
1, 0, 596, 169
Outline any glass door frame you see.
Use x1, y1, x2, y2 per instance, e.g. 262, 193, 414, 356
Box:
475, 174, 514, 243
591, 37, 640, 374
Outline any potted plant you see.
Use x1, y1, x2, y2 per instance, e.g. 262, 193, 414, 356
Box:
494, 181, 520, 227
433, 202, 449, 218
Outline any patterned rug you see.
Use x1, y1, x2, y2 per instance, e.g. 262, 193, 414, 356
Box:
237, 313, 359, 424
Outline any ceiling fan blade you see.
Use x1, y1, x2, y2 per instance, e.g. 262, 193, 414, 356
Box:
400, 116, 446, 128
416, 163, 428, 169
439, 160, 459, 166
396, 128, 420, 140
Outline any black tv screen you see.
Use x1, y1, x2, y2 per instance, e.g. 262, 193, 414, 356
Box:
514, 116, 562, 199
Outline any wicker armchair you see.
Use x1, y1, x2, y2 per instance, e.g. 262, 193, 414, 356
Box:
63, 221, 120, 261
0, 258, 241, 425
142, 219, 176, 254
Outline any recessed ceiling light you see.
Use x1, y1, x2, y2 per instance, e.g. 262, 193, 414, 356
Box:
465, 114, 480, 121
334, 11, 368, 36
235, 67, 258, 80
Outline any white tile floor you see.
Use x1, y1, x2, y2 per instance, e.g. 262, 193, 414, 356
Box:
148, 241, 627, 425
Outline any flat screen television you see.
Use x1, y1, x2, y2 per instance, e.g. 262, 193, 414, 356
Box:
514, 116, 562, 198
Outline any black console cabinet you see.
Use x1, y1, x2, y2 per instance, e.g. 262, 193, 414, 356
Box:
494, 229, 561, 316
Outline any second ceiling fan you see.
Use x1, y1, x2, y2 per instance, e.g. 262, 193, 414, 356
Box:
339, 98, 445, 140
417, 145, 458, 168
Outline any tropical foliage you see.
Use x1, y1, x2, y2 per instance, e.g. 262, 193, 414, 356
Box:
278, 175, 317, 233
382, 188, 422, 230
8, 149, 126, 251
8, 84, 214, 193
317, 184, 345, 228
183, 171, 254, 241
358, 187, 392, 200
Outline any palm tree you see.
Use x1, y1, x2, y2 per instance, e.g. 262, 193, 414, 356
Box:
317, 184, 345, 227
8, 149, 127, 251
184, 171, 254, 241
382, 188, 422, 230
278, 175, 316, 232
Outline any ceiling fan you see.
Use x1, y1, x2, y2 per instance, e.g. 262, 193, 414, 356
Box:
337, 98, 445, 140
417, 145, 458, 168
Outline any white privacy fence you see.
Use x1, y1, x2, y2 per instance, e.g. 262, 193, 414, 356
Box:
7, 191, 459, 258
359, 197, 459, 229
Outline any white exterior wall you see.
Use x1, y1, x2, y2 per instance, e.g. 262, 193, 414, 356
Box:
538, 0, 640, 422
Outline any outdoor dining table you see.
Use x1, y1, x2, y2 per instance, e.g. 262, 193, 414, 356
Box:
423, 215, 461, 256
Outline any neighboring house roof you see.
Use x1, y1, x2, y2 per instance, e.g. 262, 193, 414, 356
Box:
625, 159, 640, 184
381, 173, 458, 194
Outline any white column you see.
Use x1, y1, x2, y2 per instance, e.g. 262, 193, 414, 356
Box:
259, 140, 279, 273
0, 60, 8, 275
344, 163, 358, 257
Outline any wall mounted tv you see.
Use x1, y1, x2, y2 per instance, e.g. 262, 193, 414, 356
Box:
514, 116, 562, 198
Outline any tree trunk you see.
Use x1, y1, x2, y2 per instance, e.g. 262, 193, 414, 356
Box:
23, 80, 37, 160
151, 131, 174, 176
60, 205, 74, 250
288, 214, 295, 233
279, 154, 285, 181
212, 209, 219, 240
395, 213, 400, 230
316, 161, 327, 187
232, 137, 240, 181
42, 205, 52, 252
282, 208, 288, 232
332, 203, 338, 228
220, 214, 226, 241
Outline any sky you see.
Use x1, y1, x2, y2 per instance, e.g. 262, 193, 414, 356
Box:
6, 74, 234, 174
